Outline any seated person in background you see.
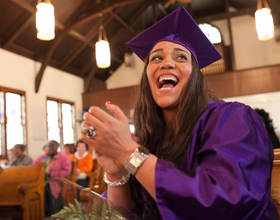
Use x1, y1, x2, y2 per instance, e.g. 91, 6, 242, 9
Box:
62, 143, 75, 157
10, 144, 32, 166
33, 140, 72, 217
70, 139, 93, 187
255, 108, 280, 149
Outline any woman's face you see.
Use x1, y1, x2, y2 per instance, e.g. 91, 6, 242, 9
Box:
48, 141, 58, 157
147, 41, 193, 111
63, 146, 70, 155
14, 146, 23, 159
77, 142, 87, 155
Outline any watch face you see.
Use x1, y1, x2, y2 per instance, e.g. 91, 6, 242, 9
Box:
130, 156, 142, 167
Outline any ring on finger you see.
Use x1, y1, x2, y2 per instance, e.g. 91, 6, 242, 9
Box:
82, 127, 88, 133
86, 126, 96, 138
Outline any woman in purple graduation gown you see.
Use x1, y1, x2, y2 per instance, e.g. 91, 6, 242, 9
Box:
81, 6, 278, 220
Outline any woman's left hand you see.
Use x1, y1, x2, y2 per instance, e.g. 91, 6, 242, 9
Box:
95, 149, 128, 180
81, 102, 139, 165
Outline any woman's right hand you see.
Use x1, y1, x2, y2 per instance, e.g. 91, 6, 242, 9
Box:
95, 150, 128, 181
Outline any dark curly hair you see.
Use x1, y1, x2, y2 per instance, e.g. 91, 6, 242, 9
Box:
255, 108, 280, 149
14, 144, 26, 152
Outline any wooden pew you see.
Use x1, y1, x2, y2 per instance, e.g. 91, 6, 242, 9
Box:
61, 160, 78, 204
87, 159, 107, 195
64, 159, 77, 183
0, 163, 45, 220
274, 149, 280, 160
271, 159, 280, 219
80, 160, 106, 202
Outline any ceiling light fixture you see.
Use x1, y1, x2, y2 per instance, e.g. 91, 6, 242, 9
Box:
36, 0, 55, 41
95, 16, 111, 68
255, 0, 274, 41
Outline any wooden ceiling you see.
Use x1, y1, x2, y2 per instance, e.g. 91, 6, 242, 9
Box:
0, 0, 279, 93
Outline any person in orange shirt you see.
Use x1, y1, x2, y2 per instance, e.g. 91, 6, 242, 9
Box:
70, 139, 93, 187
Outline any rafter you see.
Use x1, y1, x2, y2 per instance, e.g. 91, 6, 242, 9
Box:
109, 9, 135, 32
195, 6, 256, 23
8, 0, 96, 49
60, 7, 123, 70
35, 0, 144, 93
84, 1, 151, 92
2, 13, 34, 49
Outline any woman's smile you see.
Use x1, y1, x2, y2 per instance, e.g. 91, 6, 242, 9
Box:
147, 41, 192, 110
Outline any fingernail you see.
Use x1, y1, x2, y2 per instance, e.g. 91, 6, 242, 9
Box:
106, 101, 112, 105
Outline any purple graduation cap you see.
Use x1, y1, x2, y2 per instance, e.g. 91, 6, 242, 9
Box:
126, 6, 222, 69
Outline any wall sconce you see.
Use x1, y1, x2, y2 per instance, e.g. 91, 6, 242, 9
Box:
255, 0, 274, 41
36, 0, 55, 41
95, 25, 111, 68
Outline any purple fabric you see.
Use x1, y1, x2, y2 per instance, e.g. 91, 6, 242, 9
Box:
126, 6, 222, 69
155, 100, 278, 219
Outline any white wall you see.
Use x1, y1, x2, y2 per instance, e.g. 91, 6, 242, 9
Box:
230, 15, 280, 70
224, 92, 280, 139
0, 48, 84, 160
106, 53, 144, 90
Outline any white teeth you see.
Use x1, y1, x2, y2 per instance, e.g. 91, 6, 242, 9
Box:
160, 87, 172, 90
159, 76, 178, 84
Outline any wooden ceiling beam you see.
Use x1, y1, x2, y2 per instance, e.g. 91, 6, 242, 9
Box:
84, 2, 151, 93
84, 65, 99, 93
195, 6, 256, 23
110, 3, 151, 45
35, 0, 143, 93
2, 13, 34, 49
109, 9, 135, 32
157, 4, 168, 16
80, 60, 95, 78
6, 43, 34, 58
60, 7, 123, 70
8, 0, 94, 47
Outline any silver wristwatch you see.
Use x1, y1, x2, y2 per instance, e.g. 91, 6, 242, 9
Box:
124, 146, 150, 175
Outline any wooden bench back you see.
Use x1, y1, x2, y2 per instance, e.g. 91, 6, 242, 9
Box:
88, 159, 107, 194
62, 160, 78, 204
274, 149, 280, 160
64, 160, 77, 182
0, 163, 45, 220
271, 159, 280, 219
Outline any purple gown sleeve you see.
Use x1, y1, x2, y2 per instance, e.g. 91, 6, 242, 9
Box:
155, 101, 278, 220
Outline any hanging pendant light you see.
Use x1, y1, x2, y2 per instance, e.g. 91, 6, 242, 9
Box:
36, 0, 55, 41
255, 0, 274, 41
95, 25, 111, 68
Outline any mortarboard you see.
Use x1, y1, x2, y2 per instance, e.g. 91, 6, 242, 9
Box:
126, 6, 222, 69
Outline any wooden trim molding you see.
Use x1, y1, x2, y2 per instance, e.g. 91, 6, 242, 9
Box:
205, 64, 280, 98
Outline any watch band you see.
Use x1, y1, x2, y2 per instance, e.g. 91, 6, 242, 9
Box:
124, 146, 150, 175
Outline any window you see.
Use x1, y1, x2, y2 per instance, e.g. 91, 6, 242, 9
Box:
199, 23, 222, 44
199, 23, 227, 75
47, 98, 75, 146
0, 87, 26, 159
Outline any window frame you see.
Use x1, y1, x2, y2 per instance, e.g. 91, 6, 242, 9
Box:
46, 97, 76, 148
198, 23, 228, 75
0, 86, 27, 160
